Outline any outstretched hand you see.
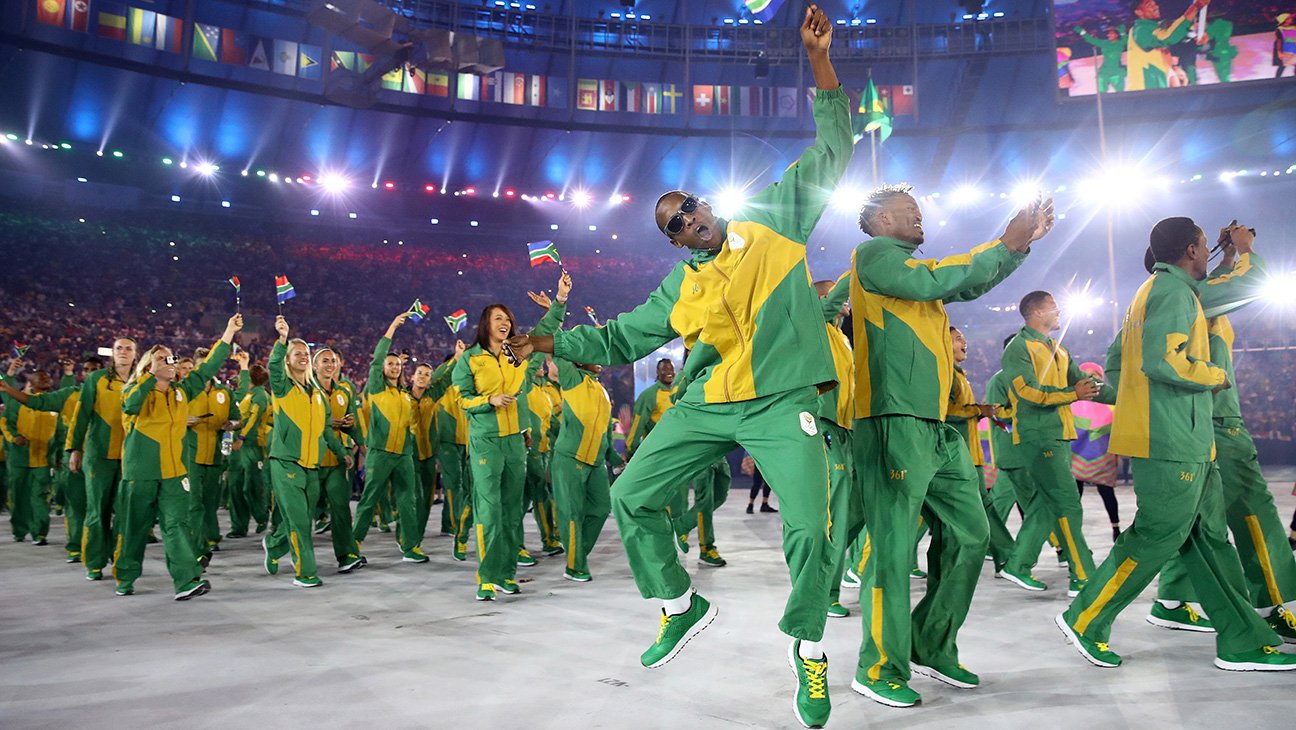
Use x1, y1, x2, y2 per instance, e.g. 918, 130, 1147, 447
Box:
527, 291, 553, 310
505, 335, 535, 362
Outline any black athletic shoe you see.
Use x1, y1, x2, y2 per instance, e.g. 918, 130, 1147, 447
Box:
760, 504, 778, 513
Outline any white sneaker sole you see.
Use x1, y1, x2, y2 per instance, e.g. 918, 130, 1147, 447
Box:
563, 573, 591, 582
1146, 614, 1215, 633
403, 556, 430, 563
826, 610, 850, 619
643, 600, 717, 669
292, 580, 322, 588
1068, 589, 1081, 598
849, 678, 918, 707
911, 663, 978, 689
1001, 572, 1047, 592
1054, 612, 1119, 668
1214, 656, 1296, 671
338, 560, 364, 574
786, 640, 830, 728
174, 582, 210, 601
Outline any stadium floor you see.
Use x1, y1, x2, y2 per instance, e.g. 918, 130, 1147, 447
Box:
3, 470, 1295, 728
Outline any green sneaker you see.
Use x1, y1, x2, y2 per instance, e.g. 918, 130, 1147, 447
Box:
452, 542, 467, 561
1000, 566, 1047, 592
86, 569, 103, 581
909, 567, 926, 580
788, 639, 831, 728
850, 676, 920, 708
676, 533, 690, 555
115, 583, 134, 596
1215, 645, 1296, 671
313, 519, 331, 535
338, 554, 365, 574
1265, 606, 1296, 644
543, 542, 565, 557
66, 552, 81, 564
378, 522, 391, 533
1055, 613, 1121, 667
261, 536, 278, 575
292, 576, 322, 588
1068, 578, 1087, 598
699, 547, 727, 567
175, 579, 212, 601
640, 592, 718, 669
840, 568, 861, 589
1146, 601, 1214, 633
564, 568, 592, 582
476, 583, 497, 601
402, 547, 431, 563
826, 601, 850, 619
912, 662, 980, 688
499, 579, 521, 595
517, 549, 537, 568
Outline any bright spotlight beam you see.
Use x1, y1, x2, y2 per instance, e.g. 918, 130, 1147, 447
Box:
571, 189, 592, 208
318, 173, 351, 194
711, 187, 749, 220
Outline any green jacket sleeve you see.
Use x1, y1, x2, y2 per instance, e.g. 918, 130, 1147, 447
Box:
1, 393, 19, 442
1103, 332, 1124, 393
742, 87, 853, 244
604, 421, 625, 468
624, 387, 655, 456
453, 352, 493, 414
23, 386, 77, 413
553, 268, 683, 366
1200, 252, 1266, 318
180, 341, 232, 400
232, 370, 250, 402
426, 359, 455, 401
1141, 286, 1226, 392
323, 418, 348, 462
227, 388, 242, 424
820, 273, 850, 323
1134, 16, 1191, 50
857, 239, 1024, 304
268, 341, 291, 398
122, 375, 157, 416
368, 337, 392, 396
553, 358, 585, 390
239, 392, 263, 439
68, 370, 102, 452
1003, 337, 1077, 408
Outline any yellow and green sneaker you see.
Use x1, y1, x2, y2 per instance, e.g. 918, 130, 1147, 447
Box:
1215, 645, 1296, 671
699, 548, 727, 567
1055, 613, 1121, 667
452, 542, 467, 561
826, 601, 850, 619
851, 675, 920, 708
499, 579, 521, 595
788, 639, 831, 728
476, 583, 497, 601
516, 549, 537, 568
1265, 606, 1296, 644
402, 546, 430, 564
640, 592, 717, 669
912, 662, 979, 688
1146, 601, 1214, 633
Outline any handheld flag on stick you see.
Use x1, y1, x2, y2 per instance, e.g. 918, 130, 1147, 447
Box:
11, 342, 29, 359
275, 275, 296, 304
584, 306, 601, 326
444, 309, 468, 334
408, 299, 430, 323
228, 275, 242, 311
527, 240, 562, 267
854, 78, 892, 144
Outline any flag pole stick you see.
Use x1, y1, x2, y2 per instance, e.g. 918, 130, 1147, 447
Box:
870, 128, 879, 187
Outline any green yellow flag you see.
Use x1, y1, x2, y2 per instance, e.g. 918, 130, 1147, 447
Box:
855, 79, 892, 144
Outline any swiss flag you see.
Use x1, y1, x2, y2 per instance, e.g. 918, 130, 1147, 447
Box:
693, 85, 713, 115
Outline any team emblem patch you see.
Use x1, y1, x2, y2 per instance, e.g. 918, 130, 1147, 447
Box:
181, 477, 191, 492
337, 394, 346, 406
215, 392, 226, 404
799, 412, 818, 437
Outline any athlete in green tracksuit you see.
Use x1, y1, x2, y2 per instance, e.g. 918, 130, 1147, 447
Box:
66, 337, 136, 580
311, 347, 365, 573
262, 317, 351, 588
509, 17, 847, 724
116, 316, 239, 599
998, 292, 1112, 596
1127, 0, 1202, 91
352, 313, 426, 563
1075, 25, 1127, 93
438, 378, 473, 559
849, 184, 1052, 707
1151, 235, 1296, 640
1057, 217, 1296, 671
57, 359, 96, 562
409, 356, 456, 550
673, 457, 731, 567
547, 353, 620, 582
455, 279, 568, 601
524, 363, 563, 555
182, 353, 239, 563
1204, 18, 1238, 82
227, 358, 271, 537
624, 360, 678, 459
0, 366, 78, 544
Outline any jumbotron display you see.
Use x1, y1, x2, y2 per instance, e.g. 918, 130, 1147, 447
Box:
1053, 0, 1296, 97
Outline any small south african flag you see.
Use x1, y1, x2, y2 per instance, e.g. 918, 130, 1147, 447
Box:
228, 275, 241, 292
445, 309, 467, 334
584, 305, 601, 326
408, 299, 430, 323
527, 240, 561, 267
11, 342, 29, 359
275, 275, 296, 303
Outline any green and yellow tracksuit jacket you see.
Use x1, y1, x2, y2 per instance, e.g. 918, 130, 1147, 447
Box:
818, 273, 854, 429
1, 382, 78, 469
362, 337, 415, 456
232, 371, 271, 450
625, 380, 677, 458
187, 383, 239, 466
319, 379, 358, 468
984, 369, 1021, 469
67, 367, 128, 461
411, 363, 455, 461
59, 385, 81, 455
552, 360, 614, 467
553, 87, 853, 405
454, 301, 567, 438
1108, 263, 1224, 461
121, 342, 231, 481
850, 237, 1027, 422
526, 376, 561, 454
267, 341, 347, 469
1003, 325, 1113, 444
438, 384, 469, 446
1199, 252, 1266, 421
947, 365, 986, 466
1127, 15, 1192, 90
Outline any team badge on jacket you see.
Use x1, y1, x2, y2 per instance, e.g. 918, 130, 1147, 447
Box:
799, 412, 817, 437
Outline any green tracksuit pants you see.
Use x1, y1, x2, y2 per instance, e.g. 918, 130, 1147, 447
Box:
525, 450, 560, 548
824, 423, 865, 605
674, 459, 732, 551
413, 456, 436, 545
1064, 458, 1278, 655
114, 477, 201, 592
81, 455, 122, 572
320, 464, 361, 564
0, 460, 8, 514
1004, 439, 1095, 585
551, 452, 612, 574
9, 464, 52, 541
60, 466, 86, 559
1159, 421, 1296, 609
980, 467, 1016, 571
353, 450, 421, 554
989, 467, 1020, 523
469, 432, 527, 586
264, 459, 322, 580
187, 462, 223, 558
855, 415, 989, 684
438, 442, 472, 546
226, 446, 268, 535
612, 386, 832, 640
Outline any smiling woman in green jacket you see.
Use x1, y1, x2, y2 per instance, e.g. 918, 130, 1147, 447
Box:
113, 313, 242, 601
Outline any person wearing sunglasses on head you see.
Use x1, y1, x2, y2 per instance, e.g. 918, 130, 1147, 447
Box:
505, 7, 849, 727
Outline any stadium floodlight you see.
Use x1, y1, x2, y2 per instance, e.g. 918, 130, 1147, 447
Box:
712, 186, 749, 219
949, 184, 983, 207
193, 160, 219, 176
1262, 271, 1296, 309
1010, 182, 1043, 205
550, 224, 559, 230
830, 185, 865, 215
319, 173, 351, 194
571, 189, 592, 208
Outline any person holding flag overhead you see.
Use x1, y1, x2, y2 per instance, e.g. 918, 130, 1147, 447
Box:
505, 8, 847, 725
275, 275, 296, 307
408, 299, 431, 323
453, 270, 570, 601
228, 276, 242, 311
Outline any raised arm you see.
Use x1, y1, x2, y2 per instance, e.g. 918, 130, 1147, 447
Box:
820, 273, 850, 323
179, 341, 233, 400
856, 239, 1022, 304
267, 341, 291, 398
122, 375, 156, 416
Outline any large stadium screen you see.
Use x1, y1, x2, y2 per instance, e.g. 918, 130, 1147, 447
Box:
1053, 1, 1296, 97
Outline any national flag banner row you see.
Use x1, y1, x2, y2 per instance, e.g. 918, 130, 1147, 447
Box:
456, 72, 559, 107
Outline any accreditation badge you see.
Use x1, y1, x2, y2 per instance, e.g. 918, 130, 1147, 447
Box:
799, 412, 818, 437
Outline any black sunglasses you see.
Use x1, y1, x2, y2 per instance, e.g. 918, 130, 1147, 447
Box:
664, 196, 701, 236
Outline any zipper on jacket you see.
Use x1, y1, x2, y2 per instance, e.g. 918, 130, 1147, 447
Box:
711, 264, 743, 401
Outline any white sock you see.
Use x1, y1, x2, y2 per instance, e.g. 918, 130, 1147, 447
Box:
798, 639, 824, 660
662, 589, 694, 616
1157, 599, 1182, 610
